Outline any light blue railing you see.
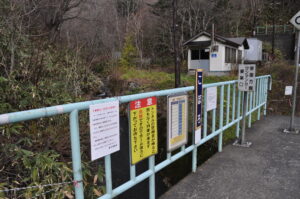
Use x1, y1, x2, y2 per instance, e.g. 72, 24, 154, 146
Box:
0, 75, 271, 199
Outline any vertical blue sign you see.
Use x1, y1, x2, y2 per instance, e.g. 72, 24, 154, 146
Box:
195, 69, 203, 144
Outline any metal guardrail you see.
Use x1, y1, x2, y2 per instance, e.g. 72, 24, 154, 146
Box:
0, 75, 271, 199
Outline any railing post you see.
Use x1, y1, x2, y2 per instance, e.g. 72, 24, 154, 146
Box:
192, 92, 197, 172
248, 92, 253, 128
105, 155, 113, 196
232, 84, 236, 122
218, 85, 224, 152
70, 110, 84, 199
264, 78, 268, 116
226, 84, 230, 124
192, 147, 197, 172
240, 92, 248, 145
149, 156, 155, 199
257, 79, 261, 120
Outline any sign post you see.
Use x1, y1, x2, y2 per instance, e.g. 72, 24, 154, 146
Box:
194, 69, 203, 144
234, 64, 256, 147
284, 11, 300, 134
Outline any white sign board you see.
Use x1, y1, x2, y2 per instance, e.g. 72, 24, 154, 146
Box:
290, 11, 300, 30
89, 100, 120, 161
206, 87, 217, 111
195, 128, 201, 144
167, 94, 188, 151
285, 86, 293, 95
238, 64, 256, 92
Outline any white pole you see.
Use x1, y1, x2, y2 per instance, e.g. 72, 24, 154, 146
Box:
290, 30, 300, 130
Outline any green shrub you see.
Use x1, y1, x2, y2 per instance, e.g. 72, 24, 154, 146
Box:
119, 35, 139, 68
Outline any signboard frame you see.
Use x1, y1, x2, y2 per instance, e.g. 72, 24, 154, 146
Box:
194, 69, 203, 144
167, 93, 188, 152
129, 97, 158, 165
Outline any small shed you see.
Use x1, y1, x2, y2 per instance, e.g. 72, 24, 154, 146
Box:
184, 31, 249, 76
244, 38, 263, 63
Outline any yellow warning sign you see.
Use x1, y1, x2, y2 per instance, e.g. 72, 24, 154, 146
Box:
129, 97, 158, 165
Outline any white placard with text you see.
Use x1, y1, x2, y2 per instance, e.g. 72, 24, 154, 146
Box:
89, 100, 120, 161
285, 86, 293, 95
206, 87, 217, 111
238, 64, 256, 92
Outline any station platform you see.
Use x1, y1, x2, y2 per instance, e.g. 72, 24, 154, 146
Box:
160, 115, 300, 199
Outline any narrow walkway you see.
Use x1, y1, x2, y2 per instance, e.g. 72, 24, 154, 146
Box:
160, 115, 300, 199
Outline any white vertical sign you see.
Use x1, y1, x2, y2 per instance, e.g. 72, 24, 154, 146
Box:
285, 86, 293, 95
238, 64, 256, 92
89, 100, 120, 161
206, 87, 217, 111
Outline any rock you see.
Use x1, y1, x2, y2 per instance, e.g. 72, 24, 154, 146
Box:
128, 81, 140, 91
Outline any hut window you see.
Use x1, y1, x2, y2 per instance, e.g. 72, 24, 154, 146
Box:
225, 47, 237, 63
191, 50, 200, 60
225, 47, 231, 63
200, 49, 209, 59
231, 48, 237, 63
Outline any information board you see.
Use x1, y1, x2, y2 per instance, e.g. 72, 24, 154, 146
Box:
167, 94, 188, 151
285, 86, 293, 95
129, 97, 158, 164
195, 69, 203, 144
238, 64, 256, 92
89, 100, 120, 161
206, 87, 217, 111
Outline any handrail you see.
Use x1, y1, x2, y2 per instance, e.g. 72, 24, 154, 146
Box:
0, 75, 271, 199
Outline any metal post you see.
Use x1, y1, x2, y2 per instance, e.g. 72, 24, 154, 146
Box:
232, 83, 236, 121
105, 155, 113, 196
233, 92, 252, 147
257, 79, 261, 120
226, 84, 230, 124
241, 92, 248, 144
285, 30, 300, 134
70, 110, 84, 199
264, 78, 268, 116
291, 30, 300, 129
192, 93, 197, 172
218, 85, 224, 152
149, 156, 155, 199
192, 147, 197, 172
248, 92, 253, 128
